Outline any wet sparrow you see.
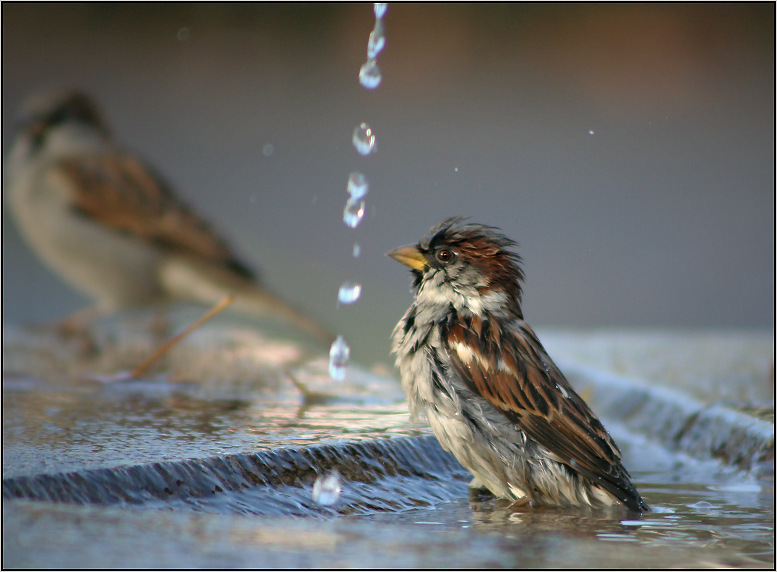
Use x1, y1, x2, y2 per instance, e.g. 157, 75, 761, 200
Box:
4, 89, 329, 340
389, 217, 649, 512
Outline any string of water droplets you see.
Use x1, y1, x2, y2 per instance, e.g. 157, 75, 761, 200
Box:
358, 2, 387, 89
328, 3, 387, 384
317, 3, 388, 508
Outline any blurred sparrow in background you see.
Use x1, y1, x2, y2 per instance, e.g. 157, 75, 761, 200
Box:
4, 89, 329, 341
389, 217, 649, 512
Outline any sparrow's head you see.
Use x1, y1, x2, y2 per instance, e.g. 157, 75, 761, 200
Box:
9, 90, 110, 166
388, 217, 525, 319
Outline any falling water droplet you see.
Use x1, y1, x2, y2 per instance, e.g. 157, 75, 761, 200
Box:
338, 282, 362, 304
343, 197, 366, 228
352, 243, 361, 257
329, 335, 350, 381
374, 3, 388, 19
367, 21, 386, 60
347, 172, 369, 200
588, 129, 595, 135
352, 122, 376, 155
359, 59, 382, 89
312, 471, 342, 506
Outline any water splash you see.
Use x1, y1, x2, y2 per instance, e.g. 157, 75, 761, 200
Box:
352, 122, 377, 155
330, 3, 388, 383
312, 471, 342, 506
328, 335, 350, 381
338, 282, 362, 304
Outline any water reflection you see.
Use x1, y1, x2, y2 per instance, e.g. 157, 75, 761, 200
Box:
2, 356, 414, 480
466, 491, 647, 538
3, 328, 773, 567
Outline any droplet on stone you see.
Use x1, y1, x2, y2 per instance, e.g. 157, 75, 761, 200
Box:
312, 471, 342, 506
329, 336, 350, 381
352, 242, 361, 258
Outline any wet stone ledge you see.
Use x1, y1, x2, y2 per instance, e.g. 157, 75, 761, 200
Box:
540, 328, 774, 478
3, 308, 773, 516
562, 364, 774, 476
3, 310, 773, 569
2, 435, 469, 517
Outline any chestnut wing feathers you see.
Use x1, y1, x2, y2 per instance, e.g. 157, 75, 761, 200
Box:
59, 153, 254, 279
445, 316, 646, 510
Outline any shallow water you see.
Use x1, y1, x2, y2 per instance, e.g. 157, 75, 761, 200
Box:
4, 463, 773, 568
2, 319, 774, 568
354, 474, 773, 568
2, 368, 415, 479
3, 371, 774, 568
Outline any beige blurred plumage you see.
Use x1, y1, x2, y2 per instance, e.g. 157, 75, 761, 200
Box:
4, 89, 330, 341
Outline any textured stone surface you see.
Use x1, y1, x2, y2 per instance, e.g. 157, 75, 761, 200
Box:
2, 308, 773, 568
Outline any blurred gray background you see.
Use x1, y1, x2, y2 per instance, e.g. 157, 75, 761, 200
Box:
3, 3, 774, 368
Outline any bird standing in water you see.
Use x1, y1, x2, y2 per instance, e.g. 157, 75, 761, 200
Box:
389, 217, 649, 512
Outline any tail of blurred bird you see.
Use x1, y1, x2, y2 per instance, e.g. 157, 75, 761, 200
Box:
159, 256, 333, 344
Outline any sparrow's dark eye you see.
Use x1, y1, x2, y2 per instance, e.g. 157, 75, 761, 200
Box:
435, 248, 455, 264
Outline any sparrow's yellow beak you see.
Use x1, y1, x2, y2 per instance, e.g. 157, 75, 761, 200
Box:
387, 245, 427, 271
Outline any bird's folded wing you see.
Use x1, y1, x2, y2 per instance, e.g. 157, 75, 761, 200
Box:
58, 153, 254, 279
445, 316, 639, 500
